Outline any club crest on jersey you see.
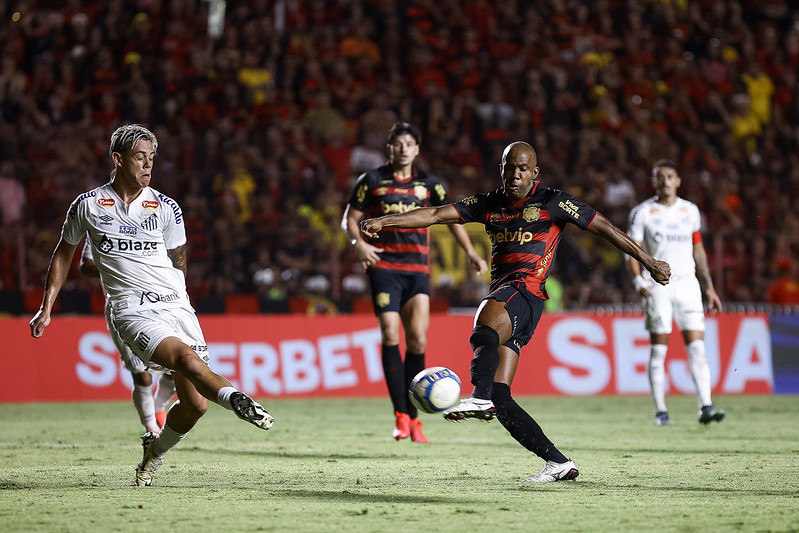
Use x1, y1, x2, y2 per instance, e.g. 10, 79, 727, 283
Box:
141, 214, 158, 231
414, 184, 428, 201
142, 200, 159, 209
98, 198, 115, 207
523, 206, 540, 222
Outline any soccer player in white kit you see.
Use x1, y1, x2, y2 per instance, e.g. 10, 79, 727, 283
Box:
80, 238, 176, 434
627, 159, 725, 425
30, 124, 274, 486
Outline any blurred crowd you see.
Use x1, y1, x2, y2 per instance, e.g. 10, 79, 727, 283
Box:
1, 0, 799, 314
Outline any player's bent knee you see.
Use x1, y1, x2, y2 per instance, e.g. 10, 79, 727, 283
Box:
470, 325, 499, 352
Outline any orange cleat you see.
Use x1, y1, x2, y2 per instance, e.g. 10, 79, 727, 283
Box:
410, 418, 429, 443
393, 411, 411, 440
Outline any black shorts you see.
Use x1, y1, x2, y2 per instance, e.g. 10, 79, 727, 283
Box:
485, 281, 544, 354
368, 268, 430, 315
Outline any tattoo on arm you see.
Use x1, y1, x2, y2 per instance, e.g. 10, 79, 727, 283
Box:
694, 245, 714, 290
167, 245, 187, 276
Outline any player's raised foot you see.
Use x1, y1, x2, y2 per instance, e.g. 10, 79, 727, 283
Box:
410, 417, 429, 443
522, 459, 579, 483
393, 411, 411, 440
230, 392, 274, 430
698, 404, 725, 425
133, 432, 162, 487
654, 411, 672, 426
154, 410, 167, 430
443, 398, 496, 422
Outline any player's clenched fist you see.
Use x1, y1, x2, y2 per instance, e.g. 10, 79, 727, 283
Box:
650, 259, 671, 285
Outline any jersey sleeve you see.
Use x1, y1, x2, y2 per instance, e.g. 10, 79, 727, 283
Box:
160, 196, 187, 249
628, 203, 645, 241
546, 189, 597, 230
347, 173, 370, 211
61, 194, 91, 245
427, 174, 450, 207
452, 194, 486, 223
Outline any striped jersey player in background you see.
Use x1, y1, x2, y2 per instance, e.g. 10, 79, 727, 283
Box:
344, 122, 488, 443
360, 141, 671, 482
30, 124, 274, 486
627, 159, 725, 426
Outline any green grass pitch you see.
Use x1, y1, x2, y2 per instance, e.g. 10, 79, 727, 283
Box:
1, 395, 797, 532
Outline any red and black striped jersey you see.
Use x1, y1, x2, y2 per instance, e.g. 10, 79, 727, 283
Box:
348, 164, 449, 274
453, 182, 598, 298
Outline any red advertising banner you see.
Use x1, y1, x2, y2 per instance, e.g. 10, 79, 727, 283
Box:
1, 313, 772, 403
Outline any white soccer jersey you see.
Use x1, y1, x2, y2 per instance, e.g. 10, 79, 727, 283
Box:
62, 183, 190, 316
628, 196, 701, 281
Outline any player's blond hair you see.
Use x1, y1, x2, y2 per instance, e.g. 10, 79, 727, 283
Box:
109, 124, 158, 156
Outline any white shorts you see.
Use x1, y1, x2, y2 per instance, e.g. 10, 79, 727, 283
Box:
642, 275, 706, 334
112, 306, 209, 373
104, 300, 148, 374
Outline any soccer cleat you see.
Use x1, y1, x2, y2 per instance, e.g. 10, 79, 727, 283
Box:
443, 398, 496, 421
154, 411, 167, 430
133, 432, 163, 487
393, 411, 411, 440
409, 417, 429, 443
230, 392, 274, 430
522, 459, 579, 483
654, 411, 672, 426
698, 404, 726, 425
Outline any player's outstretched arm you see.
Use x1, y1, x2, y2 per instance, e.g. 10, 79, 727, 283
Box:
586, 213, 671, 285
30, 239, 78, 338
360, 205, 461, 239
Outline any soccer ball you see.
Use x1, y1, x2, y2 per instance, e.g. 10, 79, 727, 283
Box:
408, 367, 461, 414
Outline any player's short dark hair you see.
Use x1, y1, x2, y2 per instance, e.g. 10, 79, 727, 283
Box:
652, 159, 678, 172
386, 121, 421, 145
109, 124, 158, 156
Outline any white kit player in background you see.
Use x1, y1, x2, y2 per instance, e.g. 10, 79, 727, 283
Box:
30, 124, 275, 487
80, 238, 176, 434
627, 159, 725, 426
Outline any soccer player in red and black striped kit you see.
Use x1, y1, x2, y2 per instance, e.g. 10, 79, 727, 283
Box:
344, 122, 488, 443
360, 141, 671, 482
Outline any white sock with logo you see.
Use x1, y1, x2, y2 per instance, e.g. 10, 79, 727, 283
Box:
687, 339, 712, 408
648, 344, 668, 413
151, 422, 188, 459
216, 386, 237, 410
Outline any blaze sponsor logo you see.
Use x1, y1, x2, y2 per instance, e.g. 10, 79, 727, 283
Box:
98, 234, 114, 253
381, 201, 420, 214
487, 227, 536, 245
157, 193, 183, 224
142, 200, 159, 209
140, 291, 181, 305
558, 199, 580, 219
98, 198, 115, 207
119, 225, 137, 235
96, 236, 160, 256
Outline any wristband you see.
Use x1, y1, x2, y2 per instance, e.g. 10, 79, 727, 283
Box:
633, 275, 646, 291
